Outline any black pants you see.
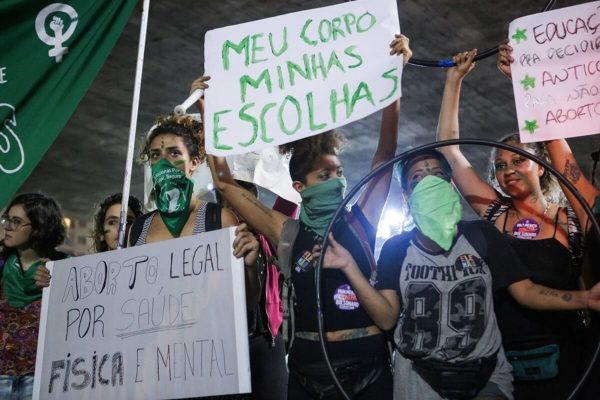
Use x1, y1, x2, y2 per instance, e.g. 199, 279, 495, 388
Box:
195, 334, 288, 400
249, 333, 288, 400
287, 355, 393, 400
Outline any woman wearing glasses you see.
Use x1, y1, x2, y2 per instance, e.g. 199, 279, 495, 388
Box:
0, 193, 67, 400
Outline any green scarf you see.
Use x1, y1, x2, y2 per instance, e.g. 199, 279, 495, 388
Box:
300, 177, 347, 237
151, 158, 194, 238
2, 254, 43, 308
409, 175, 462, 251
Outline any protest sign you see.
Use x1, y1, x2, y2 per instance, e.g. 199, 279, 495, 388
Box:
204, 0, 401, 156
33, 227, 250, 400
509, 1, 600, 143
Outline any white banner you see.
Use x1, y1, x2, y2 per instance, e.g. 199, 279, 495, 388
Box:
33, 227, 250, 400
204, 0, 402, 155
509, 1, 600, 143
227, 147, 301, 204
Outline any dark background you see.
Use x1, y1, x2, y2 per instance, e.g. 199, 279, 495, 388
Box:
21, 0, 597, 222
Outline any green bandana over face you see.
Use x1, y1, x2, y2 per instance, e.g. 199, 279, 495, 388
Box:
300, 177, 347, 237
2, 254, 43, 308
408, 175, 462, 251
151, 158, 194, 238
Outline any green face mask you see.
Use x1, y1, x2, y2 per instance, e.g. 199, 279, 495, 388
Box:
151, 158, 194, 237
299, 177, 347, 237
408, 175, 462, 251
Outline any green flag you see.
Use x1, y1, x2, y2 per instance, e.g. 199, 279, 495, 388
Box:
0, 0, 137, 208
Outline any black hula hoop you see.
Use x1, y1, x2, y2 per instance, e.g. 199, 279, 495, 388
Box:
405, 0, 557, 67
315, 138, 600, 400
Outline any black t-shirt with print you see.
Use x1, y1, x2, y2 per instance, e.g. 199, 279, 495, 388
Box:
376, 220, 530, 295
289, 206, 387, 364
292, 206, 376, 332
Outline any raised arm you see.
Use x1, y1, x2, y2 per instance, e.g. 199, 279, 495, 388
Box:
497, 42, 600, 232
436, 50, 497, 216
357, 34, 411, 227
208, 155, 289, 247
546, 139, 599, 233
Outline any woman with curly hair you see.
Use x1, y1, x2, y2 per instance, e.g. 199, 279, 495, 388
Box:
129, 113, 260, 301
207, 33, 412, 400
0, 193, 67, 399
437, 50, 587, 400
92, 193, 143, 253
127, 113, 262, 400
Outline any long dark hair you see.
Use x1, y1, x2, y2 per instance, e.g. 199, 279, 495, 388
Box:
2, 193, 66, 258
92, 193, 143, 253
279, 130, 345, 183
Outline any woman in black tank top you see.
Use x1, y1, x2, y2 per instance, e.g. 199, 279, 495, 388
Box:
130, 113, 263, 400
207, 35, 412, 400
436, 50, 587, 399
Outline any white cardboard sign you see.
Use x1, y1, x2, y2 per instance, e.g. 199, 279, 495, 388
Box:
509, 1, 600, 142
33, 227, 250, 400
204, 0, 402, 155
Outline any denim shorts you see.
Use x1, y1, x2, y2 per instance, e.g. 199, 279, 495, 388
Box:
0, 375, 34, 400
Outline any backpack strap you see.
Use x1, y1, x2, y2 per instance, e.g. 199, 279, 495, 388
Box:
276, 218, 300, 349
204, 202, 222, 232
128, 212, 155, 247
344, 211, 378, 286
277, 218, 301, 281
565, 206, 584, 271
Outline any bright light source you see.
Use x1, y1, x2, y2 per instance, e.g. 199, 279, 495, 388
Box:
206, 183, 214, 191
63, 217, 72, 229
377, 208, 407, 239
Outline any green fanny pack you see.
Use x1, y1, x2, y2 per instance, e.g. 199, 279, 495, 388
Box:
505, 344, 560, 381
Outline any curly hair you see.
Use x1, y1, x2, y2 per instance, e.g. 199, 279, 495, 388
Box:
2, 193, 66, 257
92, 193, 143, 253
279, 130, 346, 183
139, 114, 206, 164
488, 133, 562, 203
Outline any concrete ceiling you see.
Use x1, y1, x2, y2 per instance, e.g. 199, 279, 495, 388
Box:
20, 0, 598, 221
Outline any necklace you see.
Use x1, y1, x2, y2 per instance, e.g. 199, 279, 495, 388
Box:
514, 201, 551, 220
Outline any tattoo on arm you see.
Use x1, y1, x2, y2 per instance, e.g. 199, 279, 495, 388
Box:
538, 288, 572, 302
241, 192, 271, 218
564, 159, 582, 184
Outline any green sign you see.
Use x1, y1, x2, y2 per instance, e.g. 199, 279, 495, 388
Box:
0, 0, 137, 208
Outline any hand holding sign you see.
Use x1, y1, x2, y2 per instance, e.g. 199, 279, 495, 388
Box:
497, 40, 514, 79
203, 0, 402, 156
509, 1, 600, 143
188, 75, 211, 119
389, 34, 412, 64
233, 222, 259, 267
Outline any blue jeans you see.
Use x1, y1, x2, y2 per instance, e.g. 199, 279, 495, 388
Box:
0, 375, 34, 400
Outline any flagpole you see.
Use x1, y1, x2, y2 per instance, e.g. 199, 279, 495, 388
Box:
117, 0, 150, 249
